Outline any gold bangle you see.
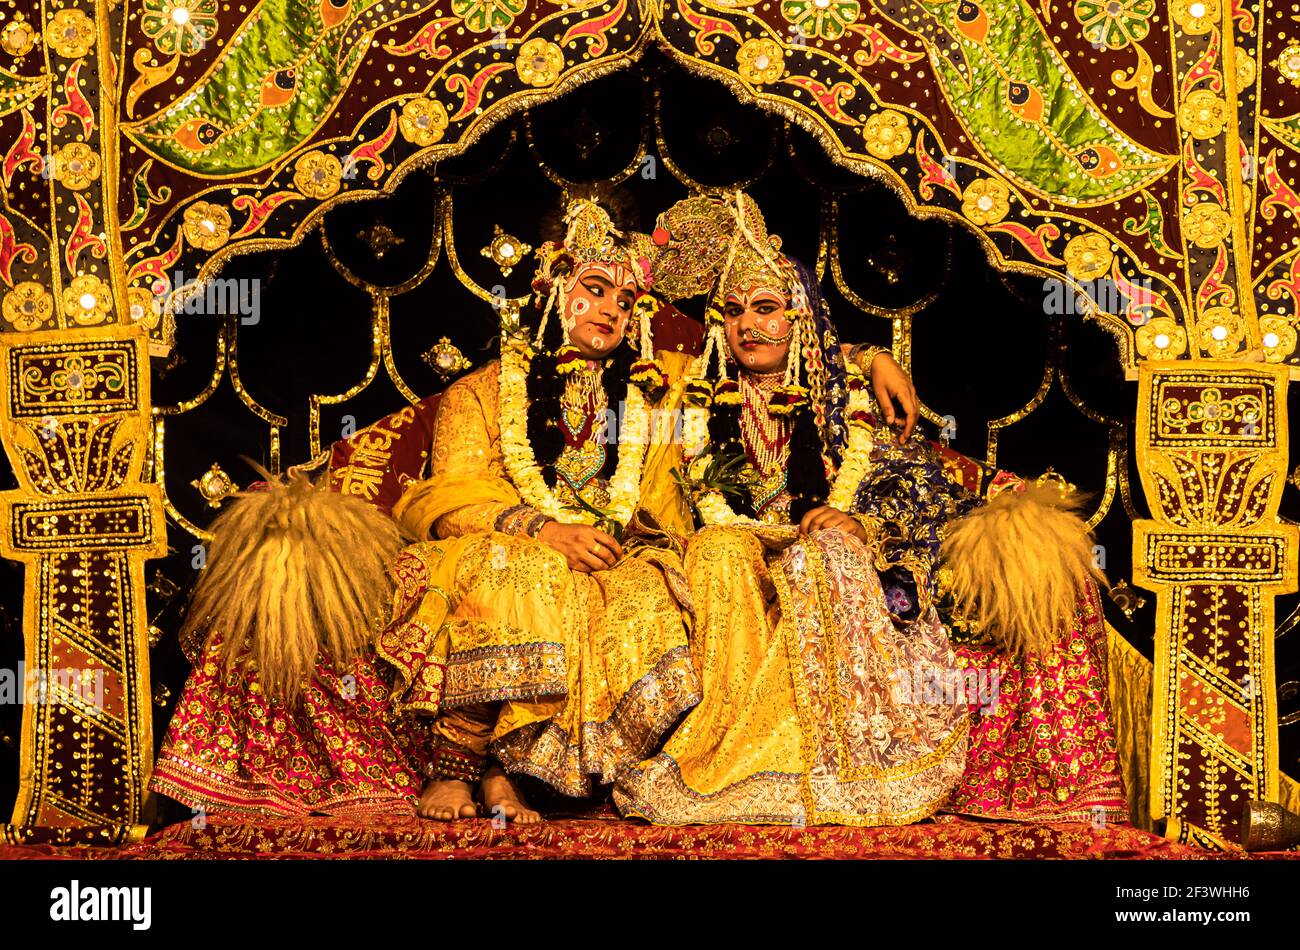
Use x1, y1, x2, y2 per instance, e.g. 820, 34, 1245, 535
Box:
854, 345, 889, 376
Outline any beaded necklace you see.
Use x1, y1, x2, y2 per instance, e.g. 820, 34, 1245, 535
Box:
738, 370, 791, 519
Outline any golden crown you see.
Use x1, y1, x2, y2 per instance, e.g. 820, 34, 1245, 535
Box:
647, 192, 792, 303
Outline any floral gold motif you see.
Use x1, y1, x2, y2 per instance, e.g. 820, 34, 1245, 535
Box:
1259, 317, 1297, 363
780, 0, 861, 40
2, 281, 54, 332
1236, 52, 1256, 88
293, 150, 343, 199
140, 0, 220, 56
1, 15, 38, 57
736, 39, 785, 84
53, 142, 100, 191
961, 178, 1011, 226
862, 110, 910, 160
127, 286, 163, 330
61, 274, 113, 326
452, 0, 526, 33
1169, 0, 1218, 34
1195, 307, 1245, 357
1277, 42, 1300, 87
1182, 201, 1231, 249
182, 201, 232, 251
38, 353, 126, 403
516, 38, 563, 88
1178, 89, 1228, 139
1073, 0, 1154, 50
1135, 316, 1187, 359
46, 9, 95, 58
1063, 232, 1113, 280
399, 97, 450, 147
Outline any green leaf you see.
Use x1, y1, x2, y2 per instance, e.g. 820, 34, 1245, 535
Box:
880, 0, 1174, 203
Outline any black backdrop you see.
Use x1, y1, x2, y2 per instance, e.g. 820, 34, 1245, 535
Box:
2, 48, 1297, 819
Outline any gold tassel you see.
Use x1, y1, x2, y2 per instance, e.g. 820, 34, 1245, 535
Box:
180, 468, 406, 704
938, 482, 1105, 657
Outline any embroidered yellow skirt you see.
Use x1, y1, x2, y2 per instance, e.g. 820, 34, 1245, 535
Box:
614, 526, 969, 826
380, 531, 700, 798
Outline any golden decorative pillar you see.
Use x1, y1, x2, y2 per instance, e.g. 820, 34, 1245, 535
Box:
1133, 361, 1296, 848
0, 0, 165, 843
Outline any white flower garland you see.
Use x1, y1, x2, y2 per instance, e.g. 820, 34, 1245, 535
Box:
498, 341, 650, 526
682, 364, 876, 527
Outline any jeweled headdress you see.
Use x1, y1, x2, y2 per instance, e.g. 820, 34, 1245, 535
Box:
514, 195, 668, 393
648, 191, 817, 414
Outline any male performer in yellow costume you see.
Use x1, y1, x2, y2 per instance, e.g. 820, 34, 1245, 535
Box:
378, 195, 702, 822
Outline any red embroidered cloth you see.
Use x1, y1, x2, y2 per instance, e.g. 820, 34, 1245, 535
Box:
149, 635, 437, 818
947, 583, 1127, 822
1, 812, 1233, 860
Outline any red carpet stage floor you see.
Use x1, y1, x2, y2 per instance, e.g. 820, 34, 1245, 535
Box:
4, 811, 1298, 859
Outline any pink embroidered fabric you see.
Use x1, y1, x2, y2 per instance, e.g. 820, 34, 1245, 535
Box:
946, 582, 1128, 823
150, 633, 437, 818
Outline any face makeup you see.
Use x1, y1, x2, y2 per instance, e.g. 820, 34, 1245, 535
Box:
564, 261, 636, 359
722, 285, 791, 374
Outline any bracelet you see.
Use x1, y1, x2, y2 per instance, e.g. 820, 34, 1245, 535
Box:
851, 345, 890, 377
495, 505, 553, 538
852, 513, 882, 541
494, 504, 533, 535
524, 511, 555, 538
425, 739, 487, 784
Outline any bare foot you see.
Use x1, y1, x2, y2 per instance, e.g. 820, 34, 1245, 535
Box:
480, 764, 542, 825
418, 778, 477, 821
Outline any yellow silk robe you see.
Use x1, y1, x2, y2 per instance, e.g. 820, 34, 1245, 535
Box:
379, 351, 700, 797
615, 523, 970, 824
609, 350, 972, 826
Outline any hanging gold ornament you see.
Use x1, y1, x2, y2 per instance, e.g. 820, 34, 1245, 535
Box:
422, 337, 471, 380
481, 225, 531, 276
191, 462, 239, 508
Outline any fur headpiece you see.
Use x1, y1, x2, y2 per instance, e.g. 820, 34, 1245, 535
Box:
180, 469, 405, 703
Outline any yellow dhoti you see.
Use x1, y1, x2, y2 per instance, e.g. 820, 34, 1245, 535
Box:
381, 356, 701, 797
614, 525, 970, 825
